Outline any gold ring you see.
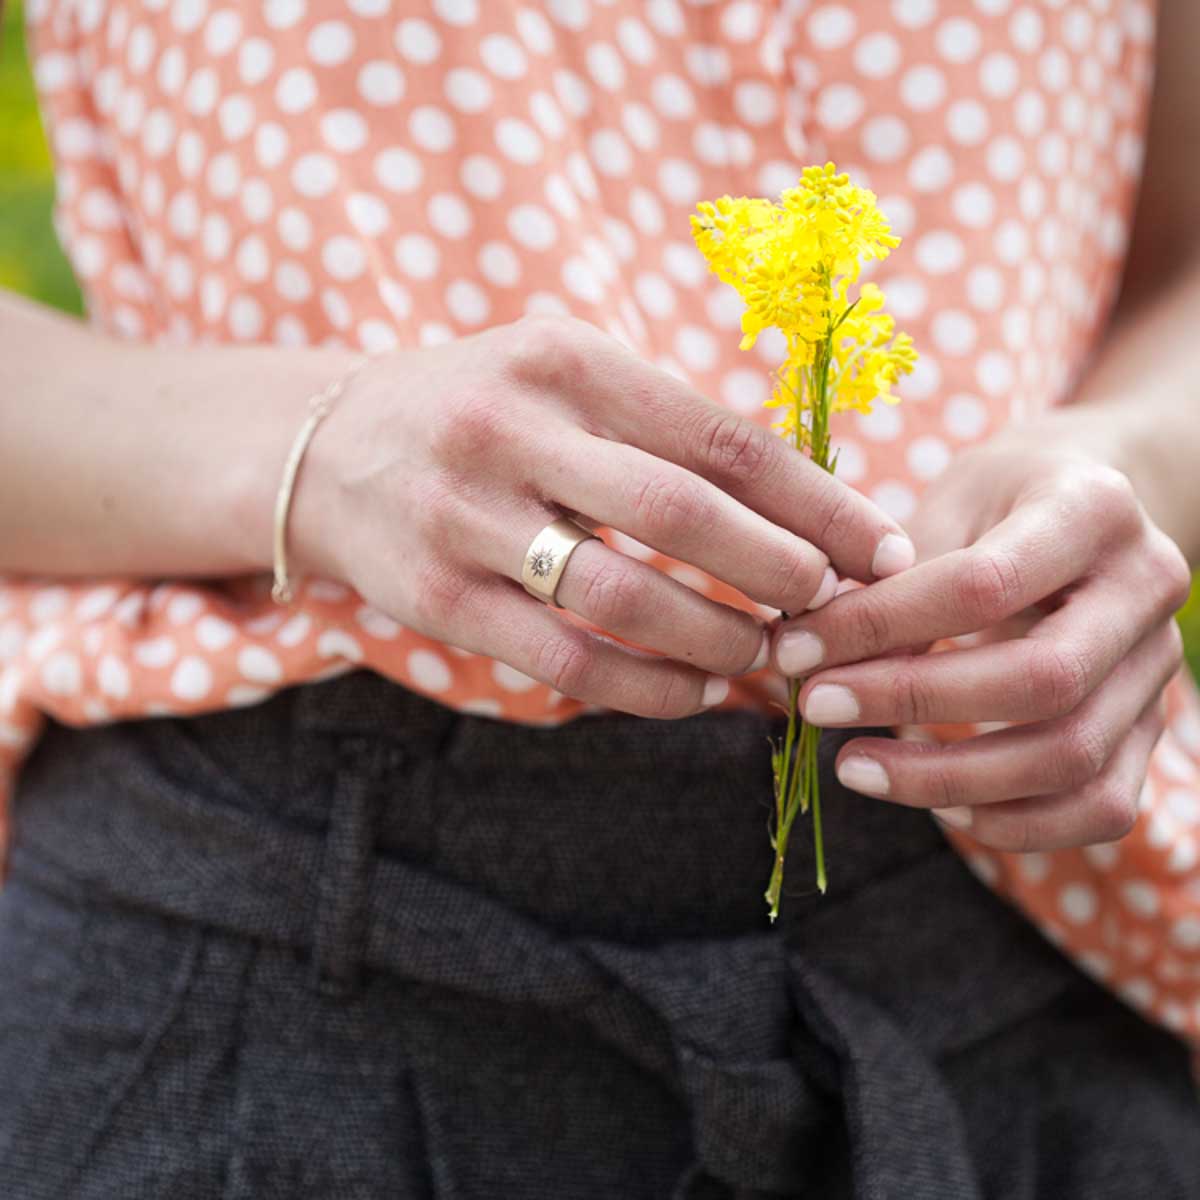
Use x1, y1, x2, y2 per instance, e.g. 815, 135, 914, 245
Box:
521, 517, 597, 606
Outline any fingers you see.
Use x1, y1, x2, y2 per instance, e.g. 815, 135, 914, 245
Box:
828, 619, 1181, 810
795, 574, 1185, 728
438, 575, 733, 719
934, 706, 1163, 852
506, 316, 914, 582
549, 539, 770, 676
771, 486, 1132, 677
540, 432, 839, 612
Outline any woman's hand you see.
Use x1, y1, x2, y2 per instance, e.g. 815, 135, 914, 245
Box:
292, 315, 914, 719
770, 431, 1193, 851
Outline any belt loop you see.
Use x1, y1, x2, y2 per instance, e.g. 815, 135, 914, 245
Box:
310, 734, 396, 999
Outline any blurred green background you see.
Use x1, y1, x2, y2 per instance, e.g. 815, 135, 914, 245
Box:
2, 1, 1199, 673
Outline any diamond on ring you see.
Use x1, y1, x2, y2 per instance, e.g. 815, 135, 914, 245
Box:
528, 547, 556, 578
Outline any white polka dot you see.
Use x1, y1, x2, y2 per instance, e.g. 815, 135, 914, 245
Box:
651, 73, 694, 120
237, 645, 284, 684
320, 109, 368, 154
658, 158, 701, 204
275, 260, 312, 302
720, 368, 769, 414
915, 230, 965, 274
255, 123, 289, 169
979, 50, 1020, 99
445, 67, 493, 112
977, 351, 1016, 396
278, 207, 312, 252
97, 653, 131, 699
899, 65, 946, 112
943, 393, 986, 440
291, 153, 338, 197
171, 655, 213, 701
861, 115, 910, 162
461, 154, 505, 200
395, 18, 442, 64
1121, 880, 1161, 920
315, 630, 364, 662
986, 135, 1026, 182
407, 648, 453, 691
394, 234, 440, 280
516, 7, 556, 53
853, 31, 901, 77
947, 99, 989, 145
410, 106, 456, 153
275, 67, 317, 114
675, 325, 718, 372
634, 272, 676, 318
432, 0, 477, 24
229, 294, 264, 340
322, 235, 367, 281
479, 33, 527, 82
808, 5, 857, 49
908, 145, 954, 191
936, 16, 982, 62
497, 117, 544, 165
446, 278, 490, 325
41, 651, 82, 696
1009, 6, 1044, 53
892, 0, 937, 28
932, 309, 978, 355
358, 60, 404, 107
238, 38, 274, 86
508, 204, 558, 250
134, 636, 177, 668
562, 257, 604, 304
374, 147, 423, 193
1169, 915, 1200, 952
478, 241, 521, 287
870, 481, 916, 522
345, 191, 389, 238
952, 182, 996, 229
585, 41, 625, 91
307, 20, 354, 67
817, 83, 866, 130
684, 44, 731, 88
1058, 882, 1098, 925
733, 80, 778, 126
966, 265, 1005, 311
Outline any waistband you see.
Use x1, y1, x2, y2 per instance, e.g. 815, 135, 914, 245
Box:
8, 669, 1086, 1197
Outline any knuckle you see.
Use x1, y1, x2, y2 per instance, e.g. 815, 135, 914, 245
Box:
533, 632, 593, 698
1026, 641, 1091, 717
1055, 717, 1112, 788
813, 487, 859, 559
500, 314, 592, 388
695, 410, 774, 487
432, 393, 516, 464
630, 470, 709, 543
646, 667, 698, 719
847, 595, 892, 659
953, 549, 1022, 628
889, 662, 937, 724
1152, 533, 1192, 611
576, 558, 646, 630
765, 547, 825, 609
411, 560, 478, 629
1086, 780, 1140, 844
1074, 463, 1140, 532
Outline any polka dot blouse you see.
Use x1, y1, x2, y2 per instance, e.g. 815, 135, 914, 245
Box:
7, 0, 1200, 1062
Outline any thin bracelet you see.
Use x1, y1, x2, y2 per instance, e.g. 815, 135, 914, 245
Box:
271, 356, 368, 605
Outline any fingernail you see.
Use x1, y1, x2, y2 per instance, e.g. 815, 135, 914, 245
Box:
872, 532, 915, 578
748, 630, 770, 673
806, 566, 838, 611
933, 806, 973, 829
702, 675, 730, 707
836, 756, 890, 796
803, 683, 859, 725
775, 629, 824, 676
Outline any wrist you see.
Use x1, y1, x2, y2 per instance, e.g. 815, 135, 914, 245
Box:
224, 348, 362, 582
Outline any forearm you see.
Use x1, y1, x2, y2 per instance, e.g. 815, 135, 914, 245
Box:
1007, 257, 1200, 567
0, 290, 355, 578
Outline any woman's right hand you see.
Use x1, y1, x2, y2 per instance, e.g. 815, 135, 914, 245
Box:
292, 316, 915, 718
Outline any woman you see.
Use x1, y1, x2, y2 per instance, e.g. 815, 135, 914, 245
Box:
2, 0, 1199, 1195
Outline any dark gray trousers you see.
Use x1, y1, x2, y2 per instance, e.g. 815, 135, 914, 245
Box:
0, 669, 1197, 1198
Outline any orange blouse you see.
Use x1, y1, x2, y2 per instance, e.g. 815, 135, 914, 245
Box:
6, 0, 1200, 1061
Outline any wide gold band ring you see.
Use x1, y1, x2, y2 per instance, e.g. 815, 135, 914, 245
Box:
521, 517, 598, 606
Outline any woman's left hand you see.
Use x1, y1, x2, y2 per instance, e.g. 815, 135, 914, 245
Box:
769, 431, 1193, 852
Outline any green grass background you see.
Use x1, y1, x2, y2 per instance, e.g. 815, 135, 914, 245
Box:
2, 1, 1198, 672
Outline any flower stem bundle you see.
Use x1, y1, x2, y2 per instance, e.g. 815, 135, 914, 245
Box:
692, 164, 918, 918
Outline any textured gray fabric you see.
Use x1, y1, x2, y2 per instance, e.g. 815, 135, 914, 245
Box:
0, 668, 1197, 1199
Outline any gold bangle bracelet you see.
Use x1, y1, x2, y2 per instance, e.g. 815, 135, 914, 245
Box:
271, 357, 368, 605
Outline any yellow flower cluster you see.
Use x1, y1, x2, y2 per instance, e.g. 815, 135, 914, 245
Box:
691, 163, 917, 447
